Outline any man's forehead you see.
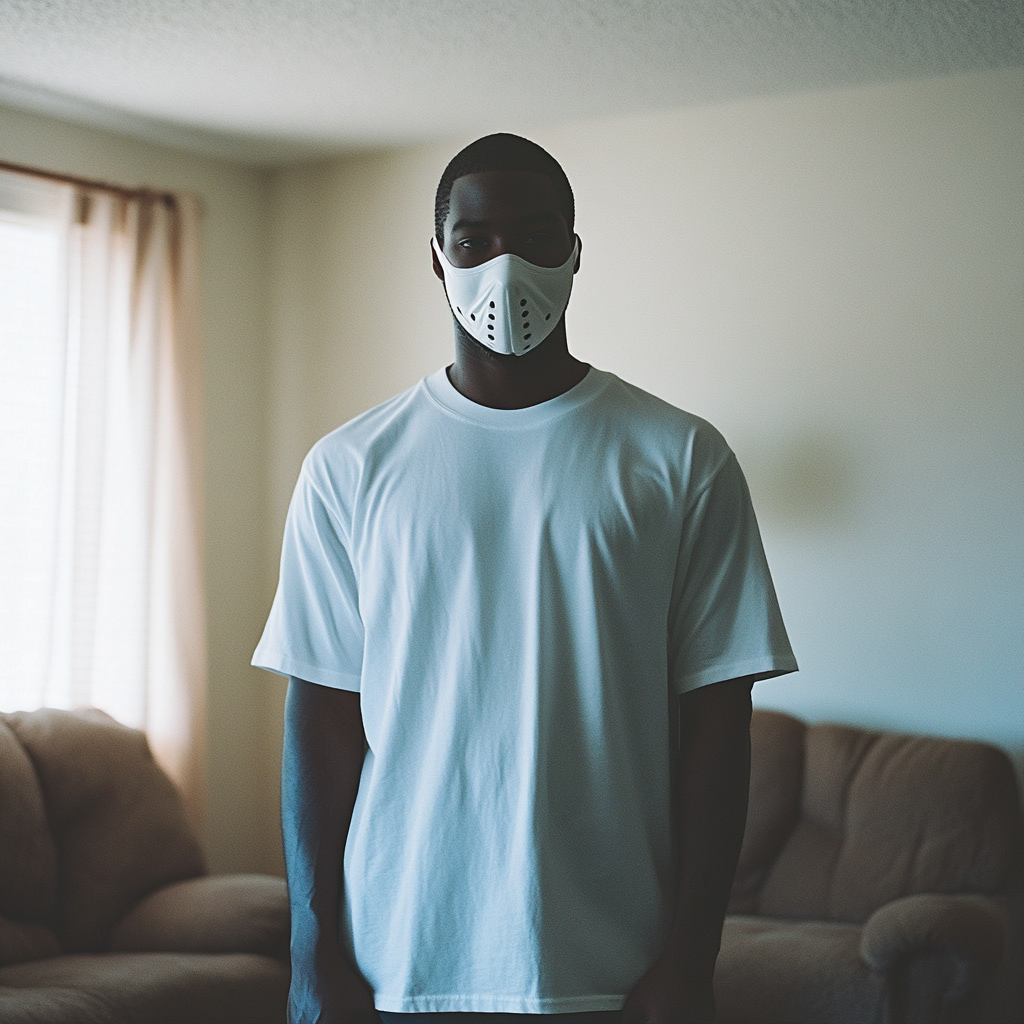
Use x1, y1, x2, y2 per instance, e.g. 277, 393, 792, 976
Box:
447, 170, 561, 220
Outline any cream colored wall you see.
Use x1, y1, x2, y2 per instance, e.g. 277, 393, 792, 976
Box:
545, 68, 1023, 757
265, 68, 1023, 784
0, 105, 283, 874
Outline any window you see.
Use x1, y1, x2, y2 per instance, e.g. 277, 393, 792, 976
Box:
0, 174, 73, 713
0, 167, 207, 821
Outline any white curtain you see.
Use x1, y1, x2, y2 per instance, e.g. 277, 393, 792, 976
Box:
0, 171, 207, 829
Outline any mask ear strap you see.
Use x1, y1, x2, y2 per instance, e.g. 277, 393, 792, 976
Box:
433, 235, 454, 264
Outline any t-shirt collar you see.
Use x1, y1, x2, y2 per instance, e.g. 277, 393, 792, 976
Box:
423, 364, 610, 429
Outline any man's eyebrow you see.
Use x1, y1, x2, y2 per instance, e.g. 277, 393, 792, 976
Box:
450, 218, 488, 234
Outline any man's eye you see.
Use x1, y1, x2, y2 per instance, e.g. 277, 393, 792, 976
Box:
458, 238, 485, 248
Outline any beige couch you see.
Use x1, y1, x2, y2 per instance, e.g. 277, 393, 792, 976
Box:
3, 705, 1021, 1024
716, 710, 1023, 1024
0, 707, 289, 1024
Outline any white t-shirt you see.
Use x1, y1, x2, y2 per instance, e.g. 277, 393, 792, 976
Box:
254, 367, 796, 1013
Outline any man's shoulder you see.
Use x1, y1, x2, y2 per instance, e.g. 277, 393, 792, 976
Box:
597, 372, 713, 426
593, 371, 733, 474
305, 377, 429, 466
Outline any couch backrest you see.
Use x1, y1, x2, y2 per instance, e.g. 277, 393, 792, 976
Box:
0, 716, 60, 931
730, 710, 1022, 924
1, 708, 206, 952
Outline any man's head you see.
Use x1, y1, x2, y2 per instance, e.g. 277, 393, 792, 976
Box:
434, 134, 574, 247
432, 133, 582, 363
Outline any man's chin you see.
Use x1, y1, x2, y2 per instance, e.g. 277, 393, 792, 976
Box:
454, 319, 518, 362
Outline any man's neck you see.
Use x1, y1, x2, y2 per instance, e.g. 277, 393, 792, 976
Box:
446, 322, 590, 410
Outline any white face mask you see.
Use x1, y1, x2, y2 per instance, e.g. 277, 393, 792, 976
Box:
432, 236, 579, 356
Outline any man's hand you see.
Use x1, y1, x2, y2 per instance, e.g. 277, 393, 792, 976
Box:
288, 943, 379, 1024
622, 676, 753, 1024
620, 947, 715, 1024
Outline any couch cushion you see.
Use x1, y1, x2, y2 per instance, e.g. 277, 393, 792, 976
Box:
0, 952, 289, 1024
3, 708, 206, 952
0, 716, 59, 932
109, 875, 289, 960
715, 916, 889, 1024
729, 710, 805, 914
755, 723, 1021, 924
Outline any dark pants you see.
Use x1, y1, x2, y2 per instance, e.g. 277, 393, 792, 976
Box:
379, 1013, 622, 1024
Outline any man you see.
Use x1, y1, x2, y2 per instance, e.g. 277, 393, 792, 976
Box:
254, 133, 797, 1024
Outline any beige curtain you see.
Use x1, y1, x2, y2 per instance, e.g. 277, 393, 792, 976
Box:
1, 171, 207, 831
74, 189, 208, 830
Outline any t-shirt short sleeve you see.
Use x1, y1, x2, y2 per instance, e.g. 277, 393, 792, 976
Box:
252, 458, 364, 690
668, 451, 796, 693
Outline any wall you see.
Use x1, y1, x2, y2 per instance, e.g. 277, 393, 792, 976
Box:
0, 105, 282, 874
266, 68, 1023, 786
551, 68, 1023, 765
2, 65, 1019, 877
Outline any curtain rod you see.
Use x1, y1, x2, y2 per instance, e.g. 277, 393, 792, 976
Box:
0, 159, 177, 204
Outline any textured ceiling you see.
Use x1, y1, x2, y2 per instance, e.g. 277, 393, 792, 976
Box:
1, 1, 1021, 165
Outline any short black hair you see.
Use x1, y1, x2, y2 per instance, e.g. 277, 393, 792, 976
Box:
435, 133, 574, 243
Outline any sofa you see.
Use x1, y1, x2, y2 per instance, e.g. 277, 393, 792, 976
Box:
0, 707, 289, 1024
3, 705, 1021, 1024
716, 710, 1024, 1024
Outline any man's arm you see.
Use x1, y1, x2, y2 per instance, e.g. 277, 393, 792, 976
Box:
283, 677, 379, 1024
622, 676, 754, 1024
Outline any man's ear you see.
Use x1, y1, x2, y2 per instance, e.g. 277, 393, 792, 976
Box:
431, 238, 445, 282
573, 234, 582, 274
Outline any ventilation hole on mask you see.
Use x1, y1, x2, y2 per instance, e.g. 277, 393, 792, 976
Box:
470, 313, 475, 320
524, 334, 532, 340
489, 301, 495, 308
523, 323, 530, 329
488, 314, 495, 321
522, 311, 528, 318
520, 299, 527, 306
524, 344, 531, 350
545, 314, 552, 320
488, 334, 494, 341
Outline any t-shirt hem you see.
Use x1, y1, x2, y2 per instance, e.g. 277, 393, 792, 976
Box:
674, 653, 799, 694
374, 995, 627, 1013
250, 650, 361, 691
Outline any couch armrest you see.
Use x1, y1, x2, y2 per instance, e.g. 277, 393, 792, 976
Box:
108, 874, 289, 962
861, 893, 1006, 976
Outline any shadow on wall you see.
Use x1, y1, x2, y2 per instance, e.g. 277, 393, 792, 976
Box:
734, 424, 863, 533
